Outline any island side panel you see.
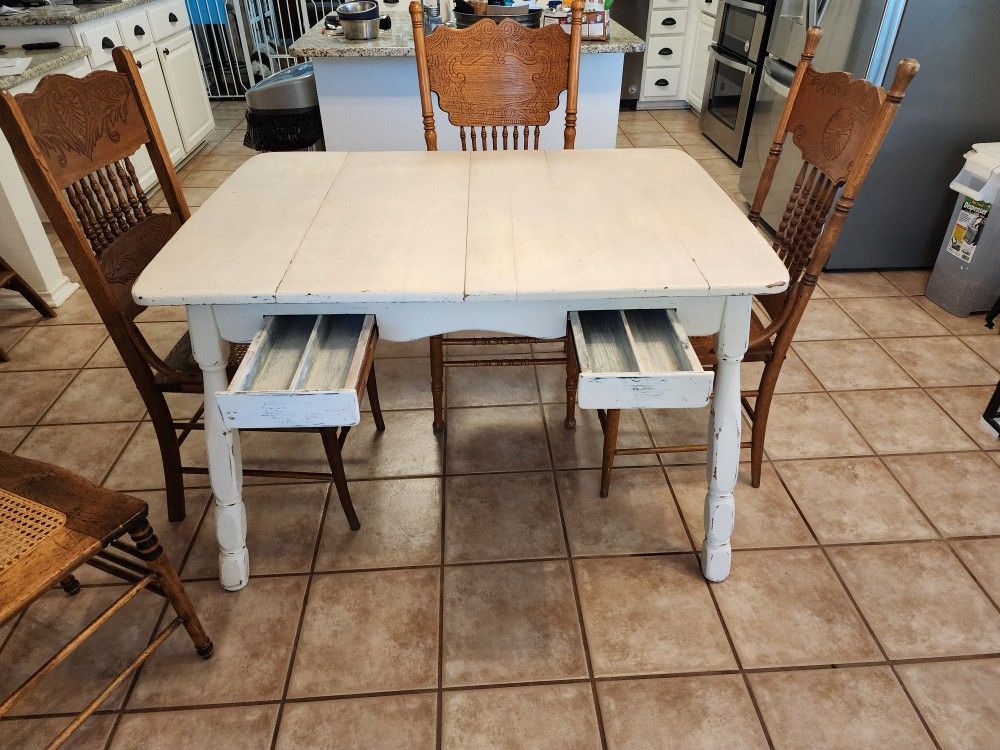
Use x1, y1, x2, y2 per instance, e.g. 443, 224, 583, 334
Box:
312, 53, 623, 152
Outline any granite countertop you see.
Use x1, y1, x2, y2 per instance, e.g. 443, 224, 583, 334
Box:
289, 4, 645, 58
0, 0, 153, 27
0, 44, 89, 89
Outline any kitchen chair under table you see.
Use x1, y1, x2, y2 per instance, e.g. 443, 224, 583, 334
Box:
132, 147, 789, 590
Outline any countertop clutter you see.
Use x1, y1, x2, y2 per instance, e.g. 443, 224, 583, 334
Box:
0, 44, 88, 89
0, 0, 157, 26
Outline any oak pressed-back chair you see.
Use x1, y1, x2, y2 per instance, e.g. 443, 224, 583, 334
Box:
0, 47, 384, 526
0, 450, 211, 749
590, 27, 919, 495
410, 1, 584, 432
0, 256, 55, 361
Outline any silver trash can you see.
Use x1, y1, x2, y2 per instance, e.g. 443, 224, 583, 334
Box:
243, 62, 324, 152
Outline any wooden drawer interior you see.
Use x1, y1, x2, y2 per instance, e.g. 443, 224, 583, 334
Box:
217, 314, 376, 428
570, 309, 713, 409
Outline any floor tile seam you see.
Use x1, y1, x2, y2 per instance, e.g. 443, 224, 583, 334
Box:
436, 365, 450, 750
98, 421, 145, 488
531, 361, 609, 750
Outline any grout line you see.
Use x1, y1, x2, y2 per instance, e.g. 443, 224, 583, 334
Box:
435, 363, 447, 750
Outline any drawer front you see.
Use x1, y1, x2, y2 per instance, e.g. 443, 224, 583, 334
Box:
642, 68, 681, 99
646, 35, 685, 67
570, 309, 713, 410
149, 0, 191, 41
650, 9, 688, 34
652, 0, 687, 7
118, 8, 154, 50
217, 314, 378, 429
79, 20, 124, 68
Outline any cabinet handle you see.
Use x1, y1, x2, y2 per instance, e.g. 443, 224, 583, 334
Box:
661, 17, 676, 25
168, 11, 178, 22
655, 78, 669, 86
134, 24, 145, 37
136, 60, 143, 68
658, 47, 673, 55
101, 37, 114, 49
162, 47, 170, 55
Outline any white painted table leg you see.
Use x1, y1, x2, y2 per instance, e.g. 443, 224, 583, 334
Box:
187, 305, 249, 591
702, 296, 751, 582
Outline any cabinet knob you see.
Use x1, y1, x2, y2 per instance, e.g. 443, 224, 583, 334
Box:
162, 47, 170, 56
168, 11, 178, 22
655, 78, 669, 86
658, 47, 673, 56
101, 37, 114, 49
136, 60, 143, 68
134, 24, 145, 37
661, 17, 676, 25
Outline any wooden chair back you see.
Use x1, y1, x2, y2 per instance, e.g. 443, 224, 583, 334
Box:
0, 47, 195, 385
409, 0, 583, 151
746, 27, 918, 348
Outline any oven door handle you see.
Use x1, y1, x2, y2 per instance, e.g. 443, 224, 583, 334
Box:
724, 0, 767, 13
709, 45, 756, 75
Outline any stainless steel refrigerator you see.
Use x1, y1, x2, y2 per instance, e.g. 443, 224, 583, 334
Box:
739, 0, 1000, 269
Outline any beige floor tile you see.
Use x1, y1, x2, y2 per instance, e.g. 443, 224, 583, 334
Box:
897, 658, 1000, 750
41, 368, 146, 424
712, 172, 742, 192
84, 336, 125, 368
749, 667, 932, 749
111, 705, 279, 749
669, 463, 814, 549
342, 408, 443, 479
792, 299, 868, 341
818, 271, 903, 298
0, 714, 116, 750
666, 128, 716, 146
180, 169, 232, 189
86, 322, 185, 368
558, 466, 690, 555
828, 542, 1000, 659
442, 683, 601, 750
616, 133, 633, 148
953, 538, 1000, 603
962, 332, 1000, 368
617, 110, 656, 123
617, 118, 667, 135
0, 426, 28, 451
180, 186, 219, 207
289, 569, 439, 697
575, 555, 736, 676
914, 295, 993, 335
694, 156, 739, 178
682, 139, 730, 161
839, 297, 949, 338
130, 576, 307, 707
628, 131, 680, 148
0, 587, 161, 716
184, 483, 327, 578
763, 393, 871, 460
742, 348, 824, 393
0, 370, 74, 426
357, 357, 428, 411
101, 421, 209, 492
442, 560, 586, 686
536, 362, 575, 403
446, 405, 550, 474
832, 389, 975, 454
276, 693, 437, 750
315, 477, 441, 571
377, 337, 429, 358
712, 548, 881, 668
883, 452, 1000, 536
775, 457, 935, 544
881, 269, 930, 296
0, 304, 48, 326
543, 404, 657, 469
0, 326, 30, 356
38, 290, 102, 325
649, 108, 699, 126
16, 422, 135, 483
445, 472, 564, 563
793, 339, 917, 390
0, 324, 107, 370
207, 141, 255, 156
927, 385, 1000, 448
447, 364, 539, 407
879, 336, 999, 387
644, 405, 753, 465
598, 674, 766, 749
189, 151, 253, 171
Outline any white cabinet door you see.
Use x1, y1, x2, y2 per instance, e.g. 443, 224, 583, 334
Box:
135, 44, 185, 166
158, 32, 214, 152
687, 14, 715, 111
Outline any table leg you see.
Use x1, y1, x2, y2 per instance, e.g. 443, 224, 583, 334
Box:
187, 305, 249, 591
702, 296, 750, 582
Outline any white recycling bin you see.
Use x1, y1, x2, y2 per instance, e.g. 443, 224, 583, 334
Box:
926, 142, 1000, 317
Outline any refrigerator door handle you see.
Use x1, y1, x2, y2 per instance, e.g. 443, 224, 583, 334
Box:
709, 45, 757, 75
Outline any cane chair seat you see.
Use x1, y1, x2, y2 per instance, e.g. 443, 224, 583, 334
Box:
154, 334, 249, 389
690, 311, 774, 366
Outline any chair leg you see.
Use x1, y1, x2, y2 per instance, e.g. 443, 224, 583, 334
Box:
564, 322, 578, 430
366, 363, 386, 432
6, 274, 55, 319
59, 575, 81, 596
600, 409, 621, 498
750, 357, 781, 488
320, 427, 360, 531
429, 335, 445, 433
128, 520, 213, 658
149, 397, 186, 523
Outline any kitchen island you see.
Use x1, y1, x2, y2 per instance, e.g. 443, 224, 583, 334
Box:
288, 6, 644, 151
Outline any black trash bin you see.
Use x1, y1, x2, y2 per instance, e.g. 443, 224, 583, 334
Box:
243, 62, 324, 152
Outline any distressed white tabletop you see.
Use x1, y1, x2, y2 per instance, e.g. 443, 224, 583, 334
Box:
133, 149, 788, 307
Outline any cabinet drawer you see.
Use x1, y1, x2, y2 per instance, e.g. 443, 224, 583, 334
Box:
652, 0, 687, 7
646, 35, 685, 66
650, 9, 688, 34
149, 0, 191, 41
570, 309, 713, 409
118, 8, 154, 50
642, 68, 681, 99
217, 315, 378, 429
78, 20, 124, 68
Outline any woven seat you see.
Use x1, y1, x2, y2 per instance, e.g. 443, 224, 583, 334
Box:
0, 490, 66, 576
155, 333, 249, 389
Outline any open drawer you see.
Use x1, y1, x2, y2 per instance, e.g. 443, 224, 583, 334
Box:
217, 315, 377, 429
569, 309, 713, 410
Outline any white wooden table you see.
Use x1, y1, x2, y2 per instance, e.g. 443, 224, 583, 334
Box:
133, 149, 789, 591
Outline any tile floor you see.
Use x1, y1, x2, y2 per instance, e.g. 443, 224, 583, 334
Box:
1, 103, 999, 748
